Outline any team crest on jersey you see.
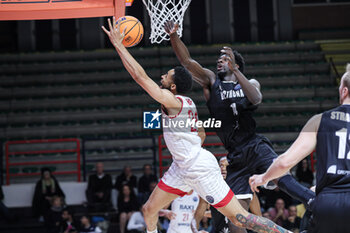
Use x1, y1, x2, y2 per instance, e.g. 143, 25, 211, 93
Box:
205, 195, 214, 204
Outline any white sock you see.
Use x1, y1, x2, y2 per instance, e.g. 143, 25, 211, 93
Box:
147, 229, 157, 233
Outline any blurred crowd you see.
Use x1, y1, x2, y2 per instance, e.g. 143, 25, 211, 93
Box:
0, 157, 314, 233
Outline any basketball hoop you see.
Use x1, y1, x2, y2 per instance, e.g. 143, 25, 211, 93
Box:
142, 0, 192, 44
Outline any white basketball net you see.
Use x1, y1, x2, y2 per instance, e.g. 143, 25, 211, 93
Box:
142, 0, 192, 44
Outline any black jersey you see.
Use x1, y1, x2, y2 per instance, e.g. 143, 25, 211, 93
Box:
316, 105, 350, 194
206, 77, 257, 152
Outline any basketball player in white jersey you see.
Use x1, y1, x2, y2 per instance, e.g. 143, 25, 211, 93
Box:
162, 191, 200, 233
102, 17, 291, 233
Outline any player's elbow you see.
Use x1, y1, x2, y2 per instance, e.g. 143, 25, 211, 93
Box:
276, 156, 293, 171
248, 92, 262, 105
251, 96, 262, 105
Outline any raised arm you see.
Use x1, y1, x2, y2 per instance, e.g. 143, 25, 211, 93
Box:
222, 47, 262, 105
249, 114, 322, 192
165, 21, 215, 88
102, 18, 180, 109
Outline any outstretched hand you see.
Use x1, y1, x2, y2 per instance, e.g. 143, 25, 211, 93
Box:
164, 20, 179, 35
220, 46, 238, 72
249, 174, 267, 193
101, 17, 127, 49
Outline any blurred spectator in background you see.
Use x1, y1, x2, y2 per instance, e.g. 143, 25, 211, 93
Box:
127, 206, 146, 233
32, 167, 65, 221
60, 208, 78, 233
268, 198, 289, 226
79, 215, 102, 233
138, 164, 157, 194
86, 162, 112, 212
282, 205, 301, 232
296, 159, 314, 188
118, 184, 139, 233
138, 180, 157, 205
262, 211, 272, 220
44, 196, 64, 233
259, 187, 292, 211
0, 185, 15, 222
199, 216, 212, 233
115, 166, 137, 192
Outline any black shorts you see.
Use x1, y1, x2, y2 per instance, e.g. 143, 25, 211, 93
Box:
226, 134, 277, 197
210, 206, 229, 233
308, 191, 350, 233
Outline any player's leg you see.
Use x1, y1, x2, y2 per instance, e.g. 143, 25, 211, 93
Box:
191, 149, 290, 233
216, 195, 290, 233
142, 185, 178, 232
228, 199, 250, 233
144, 163, 191, 233
224, 152, 254, 232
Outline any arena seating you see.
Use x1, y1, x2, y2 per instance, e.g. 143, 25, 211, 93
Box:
319, 39, 350, 75
0, 41, 339, 185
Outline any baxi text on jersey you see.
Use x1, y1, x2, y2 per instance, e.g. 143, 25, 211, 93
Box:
163, 118, 222, 128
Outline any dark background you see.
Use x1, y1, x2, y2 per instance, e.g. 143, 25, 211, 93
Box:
0, 0, 350, 52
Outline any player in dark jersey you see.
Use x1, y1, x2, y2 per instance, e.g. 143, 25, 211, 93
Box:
165, 21, 315, 233
250, 68, 350, 233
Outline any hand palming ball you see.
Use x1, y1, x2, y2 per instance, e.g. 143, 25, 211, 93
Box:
116, 16, 144, 47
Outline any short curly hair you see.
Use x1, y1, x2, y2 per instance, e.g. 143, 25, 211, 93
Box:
173, 66, 193, 94
233, 50, 245, 73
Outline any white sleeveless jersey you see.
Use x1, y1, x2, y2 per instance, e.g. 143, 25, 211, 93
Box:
162, 95, 202, 168
167, 191, 200, 233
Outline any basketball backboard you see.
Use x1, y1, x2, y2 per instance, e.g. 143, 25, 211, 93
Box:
0, 0, 128, 21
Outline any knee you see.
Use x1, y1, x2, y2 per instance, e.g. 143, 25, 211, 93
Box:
142, 202, 156, 217
120, 212, 127, 221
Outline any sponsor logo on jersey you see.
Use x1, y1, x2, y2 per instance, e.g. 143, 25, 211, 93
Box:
220, 89, 245, 100
186, 98, 193, 105
179, 204, 195, 210
143, 110, 161, 129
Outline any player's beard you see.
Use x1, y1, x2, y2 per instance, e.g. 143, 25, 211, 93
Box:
160, 83, 171, 91
217, 70, 227, 80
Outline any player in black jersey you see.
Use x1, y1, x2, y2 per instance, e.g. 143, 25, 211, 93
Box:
250, 67, 350, 233
165, 21, 315, 233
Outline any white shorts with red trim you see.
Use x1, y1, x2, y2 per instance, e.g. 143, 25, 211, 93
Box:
158, 148, 234, 208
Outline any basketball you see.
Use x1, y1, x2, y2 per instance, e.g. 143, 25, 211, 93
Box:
116, 15, 144, 47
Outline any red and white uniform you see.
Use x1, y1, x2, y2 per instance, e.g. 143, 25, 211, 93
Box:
167, 191, 200, 233
159, 95, 233, 208
162, 94, 202, 168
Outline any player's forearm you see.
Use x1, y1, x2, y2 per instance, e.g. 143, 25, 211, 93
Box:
115, 45, 148, 83
170, 33, 192, 67
233, 69, 262, 105
261, 154, 292, 184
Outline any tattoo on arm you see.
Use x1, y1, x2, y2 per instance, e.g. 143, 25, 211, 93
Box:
236, 214, 289, 233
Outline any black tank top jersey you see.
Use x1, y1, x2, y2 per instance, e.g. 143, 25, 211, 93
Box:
206, 77, 257, 152
316, 105, 350, 194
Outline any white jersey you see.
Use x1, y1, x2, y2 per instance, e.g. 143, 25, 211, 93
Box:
162, 95, 202, 168
167, 191, 200, 233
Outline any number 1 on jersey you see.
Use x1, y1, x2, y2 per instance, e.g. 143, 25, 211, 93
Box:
335, 128, 350, 159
